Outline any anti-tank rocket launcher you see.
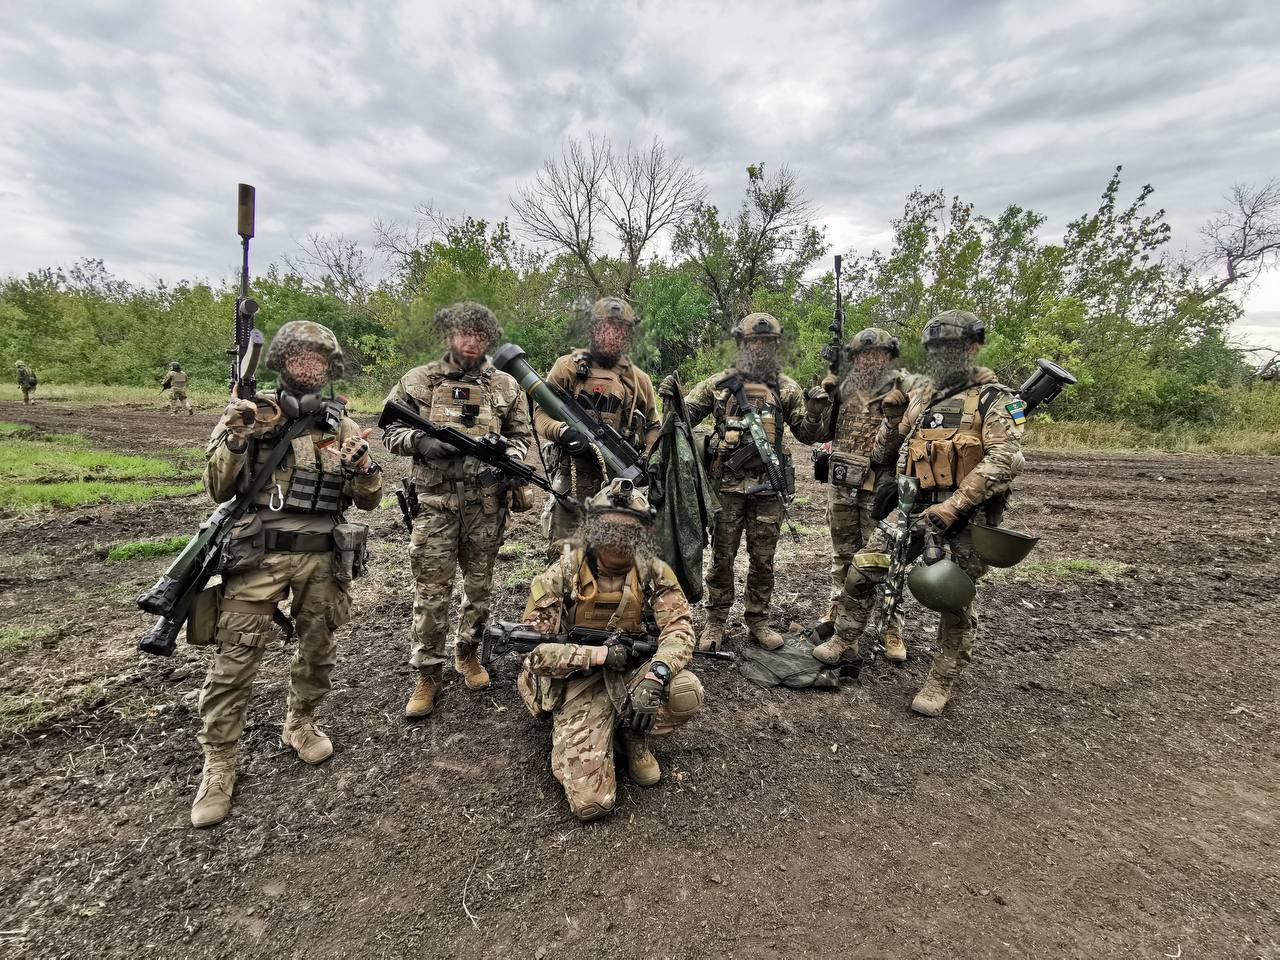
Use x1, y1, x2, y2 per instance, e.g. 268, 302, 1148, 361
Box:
493, 343, 646, 485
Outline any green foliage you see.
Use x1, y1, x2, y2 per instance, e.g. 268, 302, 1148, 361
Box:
105, 536, 192, 562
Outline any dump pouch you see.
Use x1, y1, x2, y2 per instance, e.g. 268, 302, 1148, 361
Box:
332, 522, 370, 583
220, 513, 265, 574
184, 584, 221, 647
829, 451, 871, 490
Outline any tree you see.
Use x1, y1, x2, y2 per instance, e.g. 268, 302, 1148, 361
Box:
511, 135, 704, 300
282, 234, 375, 308
1198, 178, 1280, 295
673, 163, 827, 326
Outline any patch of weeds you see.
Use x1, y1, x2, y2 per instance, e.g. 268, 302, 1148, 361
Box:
788, 523, 828, 539
1000, 556, 1133, 581
106, 536, 192, 562
0, 624, 59, 655
504, 555, 545, 589
0, 551, 55, 577
0, 480, 201, 509
0, 681, 103, 741
791, 495, 811, 506
499, 540, 528, 559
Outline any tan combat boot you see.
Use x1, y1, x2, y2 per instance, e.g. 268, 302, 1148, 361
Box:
454, 647, 490, 691
190, 745, 237, 829
811, 633, 858, 666
747, 621, 785, 651
911, 658, 959, 716
404, 671, 440, 720
619, 732, 661, 787
882, 630, 908, 664
281, 709, 333, 764
697, 620, 725, 652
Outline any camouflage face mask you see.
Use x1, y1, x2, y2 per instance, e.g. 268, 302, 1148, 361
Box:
842, 350, 893, 399
589, 319, 633, 366
585, 513, 656, 567
924, 341, 975, 391
737, 338, 779, 381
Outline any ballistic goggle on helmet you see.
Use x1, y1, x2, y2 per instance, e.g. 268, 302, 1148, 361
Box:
921, 310, 985, 346
585, 478, 656, 524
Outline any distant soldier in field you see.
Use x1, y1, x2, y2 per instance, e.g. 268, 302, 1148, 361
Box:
161, 361, 194, 416
815, 310, 1026, 717
381, 301, 533, 720
534, 297, 660, 558
518, 478, 703, 822
15, 361, 37, 404
660, 313, 829, 651
192, 320, 383, 828
812, 328, 925, 662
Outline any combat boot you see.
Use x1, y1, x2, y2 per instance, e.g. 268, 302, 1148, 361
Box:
454, 648, 490, 690
281, 709, 333, 764
697, 620, 725, 652
190, 745, 237, 829
619, 732, 661, 787
812, 633, 859, 666
747, 621, 785, 651
882, 630, 908, 664
404, 671, 441, 720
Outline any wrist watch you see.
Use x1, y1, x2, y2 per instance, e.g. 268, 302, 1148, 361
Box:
647, 662, 673, 689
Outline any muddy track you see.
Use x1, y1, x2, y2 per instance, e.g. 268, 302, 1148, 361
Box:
0, 400, 1276, 959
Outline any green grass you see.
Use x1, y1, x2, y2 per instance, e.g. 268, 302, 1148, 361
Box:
1030, 419, 1280, 456
0, 425, 201, 510
0, 624, 58, 655
997, 556, 1133, 582
499, 540, 529, 559
504, 555, 546, 588
106, 535, 192, 562
0, 681, 103, 741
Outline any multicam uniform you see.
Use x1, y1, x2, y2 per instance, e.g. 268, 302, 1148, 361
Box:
162, 366, 193, 415
382, 357, 532, 679
684, 366, 825, 638
16, 363, 36, 404
832, 366, 1025, 697
518, 548, 703, 820
199, 393, 383, 750
534, 351, 660, 554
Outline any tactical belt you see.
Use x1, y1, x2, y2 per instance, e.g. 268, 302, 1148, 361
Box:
263, 530, 335, 553
221, 598, 279, 616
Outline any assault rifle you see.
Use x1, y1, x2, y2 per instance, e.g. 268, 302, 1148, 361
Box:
718, 373, 798, 539
229, 184, 263, 424
493, 343, 646, 484
821, 254, 844, 375
480, 620, 736, 666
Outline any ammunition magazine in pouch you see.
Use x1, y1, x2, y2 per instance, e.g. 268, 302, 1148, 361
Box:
333, 522, 370, 582
185, 584, 221, 647
812, 447, 830, 483
220, 513, 265, 574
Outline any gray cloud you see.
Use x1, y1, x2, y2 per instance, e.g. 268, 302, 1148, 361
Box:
0, 0, 1277, 344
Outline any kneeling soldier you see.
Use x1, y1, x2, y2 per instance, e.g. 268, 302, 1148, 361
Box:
193, 320, 383, 827
517, 479, 704, 822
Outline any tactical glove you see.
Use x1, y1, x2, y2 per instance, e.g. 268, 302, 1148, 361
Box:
558, 426, 589, 456
223, 399, 259, 450
658, 374, 679, 399
340, 430, 374, 473
881, 386, 909, 422
413, 432, 461, 461
625, 676, 666, 732
595, 643, 631, 672
922, 500, 962, 535
805, 385, 831, 419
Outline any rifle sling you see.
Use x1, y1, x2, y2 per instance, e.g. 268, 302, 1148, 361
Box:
235, 413, 322, 526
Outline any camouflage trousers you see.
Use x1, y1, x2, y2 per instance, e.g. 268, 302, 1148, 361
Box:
704, 490, 783, 626
408, 498, 501, 673
21, 388, 33, 405
198, 550, 351, 748
521, 666, 704, 819
543, 459, 604, 560
826, 484, 904, 638
834, 516, 989, 677
168, 389, 193, 415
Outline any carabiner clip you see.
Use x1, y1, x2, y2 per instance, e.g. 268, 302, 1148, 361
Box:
269, 482, 284, 512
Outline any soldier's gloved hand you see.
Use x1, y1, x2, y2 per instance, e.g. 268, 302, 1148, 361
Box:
821, 373, 838, 396
340, 429, 374, 473
625, 676, 666, 732
882, 386, 909, 422
223, 399, 259, 450
922, 501, 961, 535
413, 432, 461, 461
593, 643, 630, 672
805, 385, 831, 418
558, 426, 589, 456
658, 374, 679, 399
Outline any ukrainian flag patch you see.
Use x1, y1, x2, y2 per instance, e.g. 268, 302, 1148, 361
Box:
1006, 400, 1027, 425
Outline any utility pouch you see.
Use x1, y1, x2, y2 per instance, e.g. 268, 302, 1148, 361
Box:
954, 434, 984, 483
332, 522, 369, 583
185, 584, 221, 647
220, 513, 265, 573
812, 447, 830, 484
784, 451, 796, 497
907, 438, 938, 489
829, 451, 871, 490
511, 483, 536, 512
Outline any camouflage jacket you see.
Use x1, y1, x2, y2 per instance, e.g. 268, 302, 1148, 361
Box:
533, 351, 660, 456
382, 356, 531, 494
161, 370, 188, 391
817, 368, 926, 477
16, 366, 36, 389
888, 367, 1025, 512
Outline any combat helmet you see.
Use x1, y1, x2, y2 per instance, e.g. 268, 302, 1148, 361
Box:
264, 320, 345, 378
846, 326, 900, 358
969, 524, 1038, 567
591, 296, 638, 326
169, 361, 182, 371
921, 309, 985, 346
585, 478, 655, 524
908, 556, 976, 612
733, 312, 783, 341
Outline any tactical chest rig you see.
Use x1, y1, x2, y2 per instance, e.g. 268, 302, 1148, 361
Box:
168, 371, 189, 390
247, 398, 348, 514
711, 377, 784, 473
570, 352, 645, 448
830, 388, 889, 492
568, 550, 646, 632
412, 366, 501, 489
905, 386, 1003, 496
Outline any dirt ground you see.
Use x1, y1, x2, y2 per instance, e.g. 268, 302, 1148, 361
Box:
0, 398, 1276, 960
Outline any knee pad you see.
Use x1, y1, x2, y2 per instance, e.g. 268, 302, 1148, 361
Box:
844, 555, 887, 596
665, 671, 705, 723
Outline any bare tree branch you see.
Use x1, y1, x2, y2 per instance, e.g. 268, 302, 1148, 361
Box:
1198, 178, 1280, 296
282, 233, 373, 306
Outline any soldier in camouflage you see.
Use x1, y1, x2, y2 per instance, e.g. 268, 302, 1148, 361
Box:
814, 310, 1026, 716
193, 320, 383, 828
16, 361, 36, 404
661, 314, 828, 651
518, 478, 703, 821
534, 297, 660, 558
382, 301, 533, 719
162, 361, 194, 416
811, 328, 924, 662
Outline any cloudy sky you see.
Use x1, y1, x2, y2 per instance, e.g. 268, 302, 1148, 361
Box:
2, 0, 1277, 347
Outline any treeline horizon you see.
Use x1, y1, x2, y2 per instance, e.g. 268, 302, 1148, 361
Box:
2, 141, 1277, 428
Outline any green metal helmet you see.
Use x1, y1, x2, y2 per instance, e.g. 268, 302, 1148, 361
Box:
591, 296, 638, 326
969, 524, 1038, 567
921, 310, 985, 346
734, 312, 782, 341
169, 361, 181, 371
846, 326, 900, 358
908, 557, 976, 612
585, 477, 655, 524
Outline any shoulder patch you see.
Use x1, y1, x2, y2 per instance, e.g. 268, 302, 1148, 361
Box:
1005, 399, 1027, 425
